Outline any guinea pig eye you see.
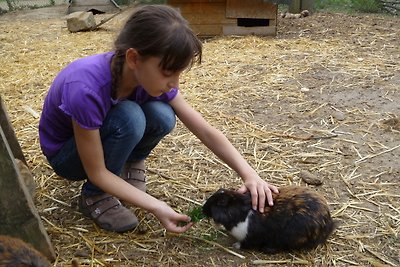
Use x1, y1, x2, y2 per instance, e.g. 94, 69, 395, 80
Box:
217, 196, 229, 206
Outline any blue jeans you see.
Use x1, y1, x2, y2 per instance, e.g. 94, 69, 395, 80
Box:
47, 100, 176, 196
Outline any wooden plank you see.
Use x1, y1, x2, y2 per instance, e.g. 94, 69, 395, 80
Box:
269, 19, 277, 27
174, 2, 226, 15
169, 0, 225, 3
70, 0, 116, 6
226, 0, 277, 19
0, 96, 26, 165
172, 1, 228, 36
223, 24, 276, 36
0, 126, 55, 261
190, 24, 223, 36
183, 13, 235, 25
68, 0, 119, 14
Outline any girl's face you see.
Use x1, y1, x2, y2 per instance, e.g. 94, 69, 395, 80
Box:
126, 49, 183, 97
136, 56, 182, 97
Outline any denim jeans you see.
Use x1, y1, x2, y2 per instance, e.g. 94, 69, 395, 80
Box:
47, 100, 176, 196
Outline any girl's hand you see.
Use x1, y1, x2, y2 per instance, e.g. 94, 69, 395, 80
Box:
237, 175, 279, 213
152, 201, 193, 233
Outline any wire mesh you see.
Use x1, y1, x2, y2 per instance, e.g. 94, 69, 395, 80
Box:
0, 0, 67, 11
0, 0, 153, 12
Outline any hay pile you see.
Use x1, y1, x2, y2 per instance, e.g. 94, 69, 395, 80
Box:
0, 5, 399, 267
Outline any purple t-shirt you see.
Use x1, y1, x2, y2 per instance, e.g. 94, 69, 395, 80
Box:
39, 52, 178, 158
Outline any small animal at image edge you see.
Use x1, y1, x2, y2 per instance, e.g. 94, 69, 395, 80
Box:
0, 235, 51, 267
202, 186, 338, 253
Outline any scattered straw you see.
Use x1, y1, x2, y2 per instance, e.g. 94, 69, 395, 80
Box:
0, 5, 399, 267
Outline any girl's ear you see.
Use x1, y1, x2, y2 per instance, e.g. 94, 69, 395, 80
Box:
125, 48, 139, 70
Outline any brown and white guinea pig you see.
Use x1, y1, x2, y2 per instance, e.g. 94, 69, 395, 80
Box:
0, 235, 52, 267
202, 186, 337, 253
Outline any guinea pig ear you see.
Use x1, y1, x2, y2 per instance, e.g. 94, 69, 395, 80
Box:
216, 188, 226, 194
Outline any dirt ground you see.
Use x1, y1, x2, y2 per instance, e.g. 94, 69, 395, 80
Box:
0, 3, 399, 267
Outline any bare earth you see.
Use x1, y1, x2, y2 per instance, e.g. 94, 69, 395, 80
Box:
0, 4, 399, 267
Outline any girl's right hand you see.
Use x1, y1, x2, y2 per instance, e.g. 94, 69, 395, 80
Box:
152, 201, 193, 233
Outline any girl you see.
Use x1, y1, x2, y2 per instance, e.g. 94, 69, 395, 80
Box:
39, 5, 278, 233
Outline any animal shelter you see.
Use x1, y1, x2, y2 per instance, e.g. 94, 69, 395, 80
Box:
67, 0, 121, 14
167, 0, 278, 36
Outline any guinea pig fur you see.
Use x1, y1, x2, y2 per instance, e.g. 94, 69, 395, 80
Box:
202, 186, 337, 253
0, 235, 52, 267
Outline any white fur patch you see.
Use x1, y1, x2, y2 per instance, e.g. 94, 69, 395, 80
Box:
230, 211, 251, 241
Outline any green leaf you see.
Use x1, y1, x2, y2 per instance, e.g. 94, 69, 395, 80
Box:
178, 205, 206, 226
187, 205, 206, 223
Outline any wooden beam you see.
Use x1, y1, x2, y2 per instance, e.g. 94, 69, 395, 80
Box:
0, 113, 55, 262
0, 96, 26, 165
223, 24, 276, 36
226, 0, 277, 19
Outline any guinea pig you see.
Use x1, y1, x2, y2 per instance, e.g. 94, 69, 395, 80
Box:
0, 235, 52, 267
202, 186, 337, 253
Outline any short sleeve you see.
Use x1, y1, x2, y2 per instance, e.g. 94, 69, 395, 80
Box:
132, 86, 179, 105
159, 87, 179, 102
59, 81, 107, 129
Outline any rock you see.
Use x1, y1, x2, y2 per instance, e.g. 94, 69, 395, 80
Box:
137, 224, 149, 234
74, 249, 89, 258
66, 11, 96, 33
298, 170, 323, 185
0, 7, 7, 15
382, 117, 400, 131
332, 111, 346, 121
281, 10, 310, 19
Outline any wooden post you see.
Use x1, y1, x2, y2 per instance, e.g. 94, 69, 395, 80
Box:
0, 96, 27, 165
300, 0, 315, 13
289, 0, 315, 13
0, 100, 55, 261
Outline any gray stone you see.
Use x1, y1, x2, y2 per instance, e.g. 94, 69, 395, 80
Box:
66, 11, 96, 33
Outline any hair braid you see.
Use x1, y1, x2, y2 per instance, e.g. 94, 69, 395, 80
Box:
111, 50, 125, 99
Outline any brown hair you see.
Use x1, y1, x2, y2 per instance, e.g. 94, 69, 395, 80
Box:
111, 5, 202, 96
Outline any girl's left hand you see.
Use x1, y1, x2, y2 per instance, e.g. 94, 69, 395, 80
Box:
237, 176, 279, 213
151, 201, 194, 233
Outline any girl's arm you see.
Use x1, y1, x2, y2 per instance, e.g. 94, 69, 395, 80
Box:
170, 92, 278, 212
72, 120, 192, 232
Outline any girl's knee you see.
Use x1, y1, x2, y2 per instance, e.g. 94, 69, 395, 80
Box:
143, 101, 176, 134
103, 101, 146, 138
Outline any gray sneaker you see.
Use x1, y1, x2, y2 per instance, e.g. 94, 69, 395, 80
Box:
121, 161, 146, 192
79, 193, 138, 233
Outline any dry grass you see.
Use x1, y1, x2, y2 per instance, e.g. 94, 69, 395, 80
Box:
0, 4, 399, 267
